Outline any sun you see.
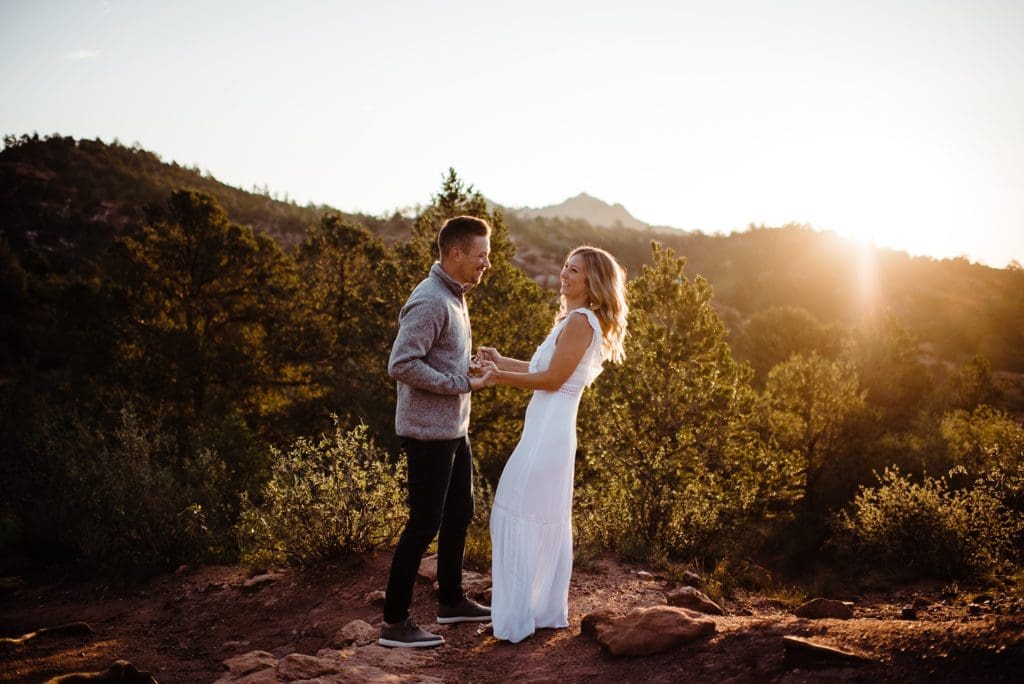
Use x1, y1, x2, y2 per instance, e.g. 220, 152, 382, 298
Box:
803, 134, 977, 263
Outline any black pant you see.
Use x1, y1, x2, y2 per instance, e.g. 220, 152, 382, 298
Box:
383, 435, 474, 623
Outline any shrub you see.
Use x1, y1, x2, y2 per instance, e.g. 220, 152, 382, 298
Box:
941, 405, 1024, 475
14, 404, 218, 570
237, 420, 406, 567
832, 467, 1020, 579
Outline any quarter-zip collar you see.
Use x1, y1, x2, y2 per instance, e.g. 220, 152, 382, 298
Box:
431, 262, 468, 298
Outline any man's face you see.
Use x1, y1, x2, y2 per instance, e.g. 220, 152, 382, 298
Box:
453, 235, 491, 286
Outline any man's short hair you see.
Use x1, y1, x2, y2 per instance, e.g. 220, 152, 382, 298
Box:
438, 216, 491, 259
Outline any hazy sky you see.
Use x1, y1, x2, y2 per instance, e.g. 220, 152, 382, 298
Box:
2, 0, 1022, 267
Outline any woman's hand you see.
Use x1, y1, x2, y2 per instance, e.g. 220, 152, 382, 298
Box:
478, 346, 531, 373
477, 346, 503, 366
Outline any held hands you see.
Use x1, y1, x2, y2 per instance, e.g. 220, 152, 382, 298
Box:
468, 353, 500, 390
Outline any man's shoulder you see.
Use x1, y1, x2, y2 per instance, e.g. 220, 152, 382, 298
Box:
401, 279, 452, 321
408, 274, 457, 305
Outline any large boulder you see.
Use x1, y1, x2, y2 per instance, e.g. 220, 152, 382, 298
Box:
580, 609, 622, 638
666, 586, 724, 615
590, 605, 716, 657
793, 598, 854, 620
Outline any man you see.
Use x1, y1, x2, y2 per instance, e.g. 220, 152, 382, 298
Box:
378, 215, 494, 648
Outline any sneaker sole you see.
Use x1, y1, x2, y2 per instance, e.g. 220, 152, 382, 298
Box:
436, 615, 492, 624
377, 636, 445, 648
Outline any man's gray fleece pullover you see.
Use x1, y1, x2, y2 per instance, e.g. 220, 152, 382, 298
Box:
388, 263, 473, 440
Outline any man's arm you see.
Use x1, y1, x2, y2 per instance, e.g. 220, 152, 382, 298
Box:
388, 298, 472, 395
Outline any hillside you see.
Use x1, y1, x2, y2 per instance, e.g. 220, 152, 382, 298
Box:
3, 134, 1023, 379
0, 134, 403, 267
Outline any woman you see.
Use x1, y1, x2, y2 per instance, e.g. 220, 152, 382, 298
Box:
478, 245, 628, 643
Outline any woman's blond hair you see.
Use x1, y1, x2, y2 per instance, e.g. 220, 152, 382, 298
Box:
557, 246, 628, 363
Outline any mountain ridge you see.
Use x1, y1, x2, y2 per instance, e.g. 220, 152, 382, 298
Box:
509, 192, 650, 231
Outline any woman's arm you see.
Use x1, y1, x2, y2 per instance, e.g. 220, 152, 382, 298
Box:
476, 346, 530, 372
490, 313, 591, 392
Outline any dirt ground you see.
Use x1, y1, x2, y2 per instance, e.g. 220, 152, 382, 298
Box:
1, 551, 1022, 683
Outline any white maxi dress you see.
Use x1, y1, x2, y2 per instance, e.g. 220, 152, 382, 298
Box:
490, 307, 605, 643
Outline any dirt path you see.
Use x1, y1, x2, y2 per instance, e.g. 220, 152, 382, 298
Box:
1, 553, 1022, 683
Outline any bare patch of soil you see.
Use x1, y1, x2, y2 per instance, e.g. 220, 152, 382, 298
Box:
2, 553, 1022, 683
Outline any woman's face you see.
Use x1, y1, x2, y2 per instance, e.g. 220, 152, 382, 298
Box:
560, 253, 589, 302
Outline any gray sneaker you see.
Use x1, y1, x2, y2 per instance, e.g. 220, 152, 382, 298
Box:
437, 596, 492, 624
377, 618, 445, 648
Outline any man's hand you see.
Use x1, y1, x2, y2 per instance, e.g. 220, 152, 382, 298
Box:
469, 366, 493, 390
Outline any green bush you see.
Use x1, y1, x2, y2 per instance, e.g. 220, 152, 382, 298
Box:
941, 405, 1024, 475
237, 420, 406, 567
833, 466, 1020, 579
16, 404, 219, 570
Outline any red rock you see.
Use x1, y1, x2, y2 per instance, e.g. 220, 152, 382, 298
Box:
594, 605, 716, 657
793, 597, 854, 619
667, 586, 724, 615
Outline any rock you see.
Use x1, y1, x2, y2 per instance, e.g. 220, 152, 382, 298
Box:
221, 639, 251, 651
222, 650, 278, 677
276, 652, 342, 680
592, 605, 715, 657
381, 646, 434, 668
793, 597, 854, 620
580, 609, 622, 638
242, 572, 285, 591
783, 636, 869, 667
417, 554, 439, 583
364, 589, 386, 606
271, 644, 296, 658
463, 577, 492, 599
433, 575, 491, 599
681, 570, 703, 587
332, 619, 378, 647
667, 586, 725, 615
912, 596, 933, 609
900, 605, 917, 620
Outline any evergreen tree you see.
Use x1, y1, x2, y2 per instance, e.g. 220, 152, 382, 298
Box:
104, 190, 297, 464
577, 243, 802, 562
290, 213, 398, 440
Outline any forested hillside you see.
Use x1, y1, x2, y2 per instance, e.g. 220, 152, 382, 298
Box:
5, 134, 1022, 378
1, 134, 1021, 592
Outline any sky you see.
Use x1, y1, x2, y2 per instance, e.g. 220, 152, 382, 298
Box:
2, 0, 1023, 268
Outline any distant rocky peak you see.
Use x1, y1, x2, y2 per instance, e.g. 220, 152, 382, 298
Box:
515, 192, 649, 230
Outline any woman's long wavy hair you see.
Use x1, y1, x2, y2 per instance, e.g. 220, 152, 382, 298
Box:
556, 245, 628, 363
